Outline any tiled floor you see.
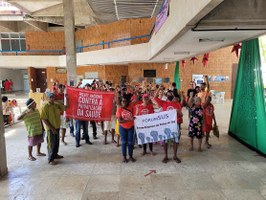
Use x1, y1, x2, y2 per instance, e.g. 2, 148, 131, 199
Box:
0, 99, 266, 200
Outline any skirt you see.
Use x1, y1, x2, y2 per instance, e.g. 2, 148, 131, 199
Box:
28, 134, 44, 147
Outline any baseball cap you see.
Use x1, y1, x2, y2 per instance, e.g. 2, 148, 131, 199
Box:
47, 92, 55, 98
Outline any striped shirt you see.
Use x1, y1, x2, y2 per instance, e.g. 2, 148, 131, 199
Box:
23, 109, 43, 137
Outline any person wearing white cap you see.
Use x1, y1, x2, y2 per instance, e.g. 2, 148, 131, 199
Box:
18, 98, 46, 161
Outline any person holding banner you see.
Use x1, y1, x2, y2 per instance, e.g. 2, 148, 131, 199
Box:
116, 95, 136, 163
153, 89, 183, 163
40, 92, 69, 165
103, 88, 117, 144
54, 84, 68, 145
135, 94, 155, 156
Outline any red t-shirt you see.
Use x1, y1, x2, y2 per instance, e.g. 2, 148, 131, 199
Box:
135, 103, 154, 116
4, 81, 11, 91
203, 103, 214, 125
133, 100, 142, 115
116, 103, 134, 129
154, 97, 183, 124
55, 93, 64, 101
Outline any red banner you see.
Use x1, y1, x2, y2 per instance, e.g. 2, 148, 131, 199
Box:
66, 87, 114, 121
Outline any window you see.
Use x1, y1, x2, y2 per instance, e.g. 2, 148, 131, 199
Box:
0, 32, 26, 51
144, 70, 156, 77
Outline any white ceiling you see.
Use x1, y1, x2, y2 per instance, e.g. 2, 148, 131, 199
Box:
8, 0, 62, 13
1, 0, 266, 68
153, 30, 266, 62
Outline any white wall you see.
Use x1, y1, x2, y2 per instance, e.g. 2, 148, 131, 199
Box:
0, 68, 27, 91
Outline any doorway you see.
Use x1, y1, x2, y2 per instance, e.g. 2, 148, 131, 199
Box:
36, 69, 47, 93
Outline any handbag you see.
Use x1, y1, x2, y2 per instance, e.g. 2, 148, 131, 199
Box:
213, 124, 219, 138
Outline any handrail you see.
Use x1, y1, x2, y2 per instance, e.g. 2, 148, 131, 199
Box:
0, 33, 152, 55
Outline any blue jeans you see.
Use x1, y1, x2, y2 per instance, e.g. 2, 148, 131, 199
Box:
69, 118, 74, 134
119, 125, 134, 157
75, 120, 89, 145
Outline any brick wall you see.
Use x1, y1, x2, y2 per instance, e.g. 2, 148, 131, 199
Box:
26, 18, 154, 54
76, 66, 105, 80
46, 67, 67, 89
180, 46, 239, 99
76, 18, 155, 51
128, 63, 176, 85
26, 32, 65, 55
104, 65, 128, 85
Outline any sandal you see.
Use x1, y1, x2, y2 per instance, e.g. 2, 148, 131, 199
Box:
173, 157, 181, 163
141, 151, 147, 156
129, 157, 136, 162
122, 158, 128, 163
162, 157, 169, 164
37, 153, 46, 156
28, 156, 36, 161
112, 140, 117, 144
207, 144, 212, 149
49, 161, 57, 165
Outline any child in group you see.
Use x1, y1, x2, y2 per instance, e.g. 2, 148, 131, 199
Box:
203, 96, 217, 148
187, 93, 204, 152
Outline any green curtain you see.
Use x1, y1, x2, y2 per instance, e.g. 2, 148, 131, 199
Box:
174, 61, 180, 89
229, 38, 266, 154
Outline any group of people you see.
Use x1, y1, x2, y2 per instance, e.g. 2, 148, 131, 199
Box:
18, 76, 217, 165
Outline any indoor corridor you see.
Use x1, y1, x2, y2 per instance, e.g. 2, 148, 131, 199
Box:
0, 97, 266, 200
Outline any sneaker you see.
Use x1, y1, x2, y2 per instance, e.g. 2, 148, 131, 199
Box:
86, 141, 93, 145
173, 157, 181, 163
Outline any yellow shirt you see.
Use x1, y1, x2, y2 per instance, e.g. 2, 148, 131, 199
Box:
40, 102, 65, 130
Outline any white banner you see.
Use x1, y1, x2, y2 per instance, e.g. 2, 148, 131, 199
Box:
134, 110, 178, 145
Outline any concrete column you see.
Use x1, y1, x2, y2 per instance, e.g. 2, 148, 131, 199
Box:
0, 90, 8, 177
63, 0, 77, 86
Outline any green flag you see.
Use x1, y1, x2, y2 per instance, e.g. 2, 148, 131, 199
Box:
229, 38, 266, 154
174, 61, 180, 89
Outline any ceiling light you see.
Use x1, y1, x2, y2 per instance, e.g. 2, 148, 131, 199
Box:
199, 38, 224, 43
174, 51, 190, 55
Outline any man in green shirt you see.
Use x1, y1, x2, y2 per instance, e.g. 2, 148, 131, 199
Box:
18, 98, 46, 161
41, 92, 69, 165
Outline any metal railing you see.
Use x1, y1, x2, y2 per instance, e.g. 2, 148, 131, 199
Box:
0, 23, 156, 56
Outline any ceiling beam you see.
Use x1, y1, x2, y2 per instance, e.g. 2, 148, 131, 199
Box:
0, 16, 24, 21
31, 3, 63, 17
23, 20, 47, 31
0, 21, 18, 32
27, 16, 64, 26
